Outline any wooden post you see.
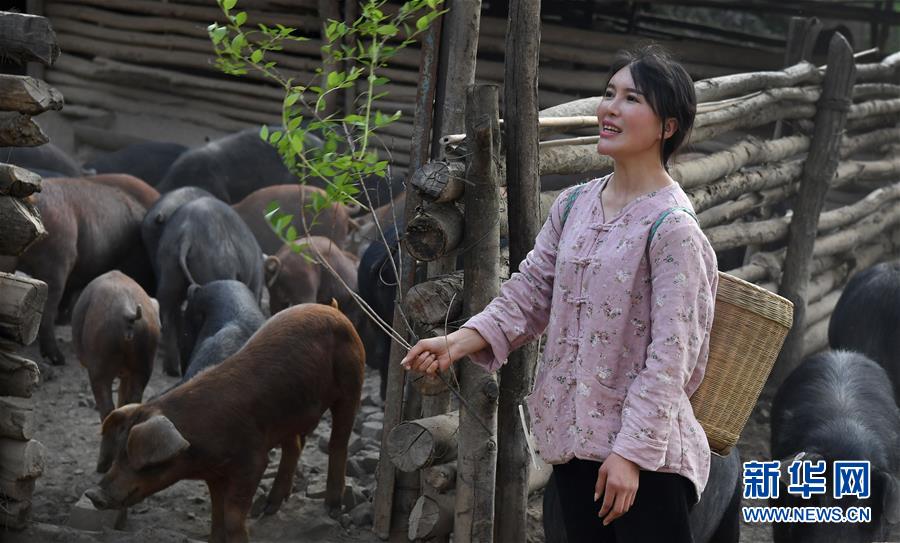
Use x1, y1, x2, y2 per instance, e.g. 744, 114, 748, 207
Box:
429, 0, 482, 278
746, 17, 821, 265
373, 12, 442, 541
496, 0, 542, 540
454, 83, 501, 543
773, 33, 856, 386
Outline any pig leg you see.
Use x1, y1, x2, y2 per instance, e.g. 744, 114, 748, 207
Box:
208, 480, 226, 543
223, 462, 265, 543
325, 399, 356, 515
251, 435, 304, 517
117, 372, 150, 408
89, 372, 115, 423
156, 274, 185, 377
38, 264, 73, 365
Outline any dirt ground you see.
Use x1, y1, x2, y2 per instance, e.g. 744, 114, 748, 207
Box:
5, 323, 546, 543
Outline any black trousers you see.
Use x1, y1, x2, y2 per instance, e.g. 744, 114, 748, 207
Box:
551, 458, 695, 543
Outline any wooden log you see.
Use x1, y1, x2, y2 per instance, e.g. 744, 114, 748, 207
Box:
498, 2, 543, 539
539, 143, 613, 176
386, 411, 459, 472
774, 33, 857, 387
0, 74, 63, 115
806, 289, 842, 327
0, 113, 48, 147
45, 72, 282, 127
674, 136, 809, 191
0, 396, 33, 441
808, 263, 848, 304
698, 86, 820, 127
403, 204, 464, 262
706, 181, 900, 251
47, 82, 250, 133
840, 126, 900, 158
692, 102, 817, 144
54, 32, 289, 86
50, 18, 337, 81
0, 12, 59, 66
812, 203, 900, 259
803, 316, 830, 357
856, 51, 900, 82
56, 54, 286, 103
688, 159, 804, 213
0, 496, 31, 531
411, 160, 466, 203
0, 351, 40, 399
403, 272, 463, 326
0, 272, 48, 347
0, 438, 46, 481
0, 165, 41, 198
0, 195, 47, 257
455, 84, 501, 543
409, 493, 455, 541
0, 475, 35, 502
853, 83, 900, 100
772, 18, 820, 141
63, 0, 320, 33
423, 464, 456, 493
847, 97, 900, 120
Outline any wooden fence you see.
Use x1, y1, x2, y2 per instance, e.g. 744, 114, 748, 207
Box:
34, 0, 784, 170
0, 10, 57, 531
377, 37, 900, 543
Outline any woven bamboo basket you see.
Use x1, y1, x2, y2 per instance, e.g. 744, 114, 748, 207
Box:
690, 272, 794, 456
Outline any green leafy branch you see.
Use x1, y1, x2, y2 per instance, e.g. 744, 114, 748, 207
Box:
209, 0, 444, 246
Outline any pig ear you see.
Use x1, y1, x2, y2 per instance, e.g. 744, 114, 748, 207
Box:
126, 415, 190, 471
97, 404, 142, 473
265, 256, 282, 288
882, 473, 900, 524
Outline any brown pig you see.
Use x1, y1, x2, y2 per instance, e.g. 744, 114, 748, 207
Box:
85, 173, 161, 208
264, 236, 360, 314
85, 303, 365, 543
233, 184, 356, 255
72, 270, 160, 425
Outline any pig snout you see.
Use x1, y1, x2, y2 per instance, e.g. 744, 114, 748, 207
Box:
85, 487, 111, 510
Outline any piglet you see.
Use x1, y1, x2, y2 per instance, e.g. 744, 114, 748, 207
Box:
85, 303, 365, 543
72, 270, 160, 425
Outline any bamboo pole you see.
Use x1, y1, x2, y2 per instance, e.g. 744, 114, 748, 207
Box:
496, 0, 542, 539
454, 84, 501, 543
773, 33, 857, 387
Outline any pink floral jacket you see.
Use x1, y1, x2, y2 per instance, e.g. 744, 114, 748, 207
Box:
462, 174, 718, 501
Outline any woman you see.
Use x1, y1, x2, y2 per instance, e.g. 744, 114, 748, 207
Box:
401, 45, 718, 543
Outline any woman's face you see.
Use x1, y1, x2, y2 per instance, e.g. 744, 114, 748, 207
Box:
596, 66, 669, 162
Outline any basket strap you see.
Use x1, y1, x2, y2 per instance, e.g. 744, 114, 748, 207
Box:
560, 183, 587, 229
645, 206, 699, 254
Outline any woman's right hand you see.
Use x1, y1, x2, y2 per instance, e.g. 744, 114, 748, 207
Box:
401, 328, 488, 375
